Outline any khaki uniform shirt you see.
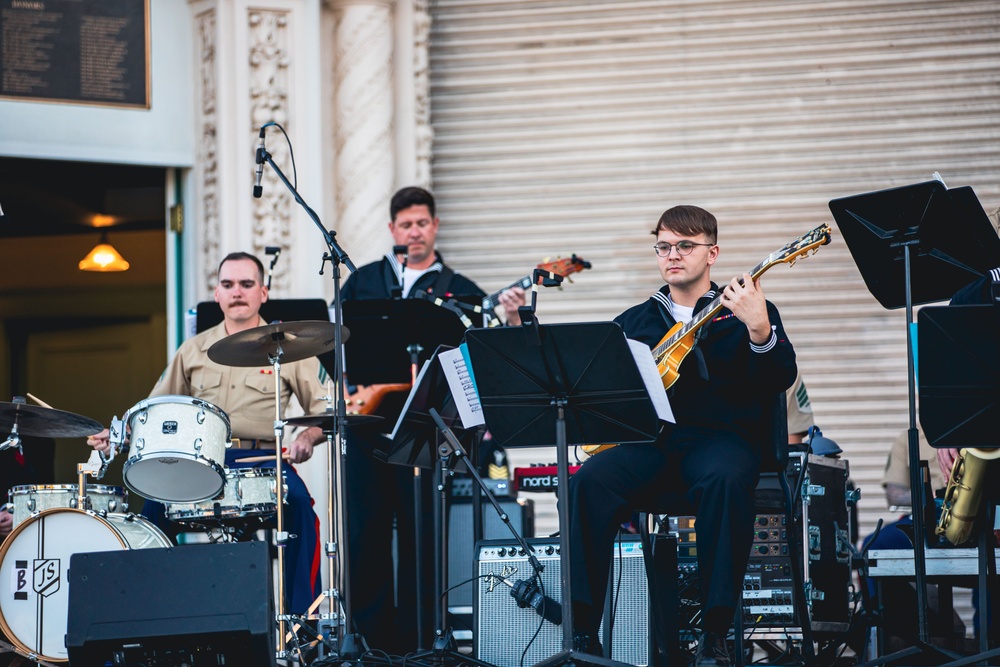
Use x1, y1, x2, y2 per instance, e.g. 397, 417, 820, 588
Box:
785, 370, 815, 436
883, 427, 946, 493
149, 318, 329, 446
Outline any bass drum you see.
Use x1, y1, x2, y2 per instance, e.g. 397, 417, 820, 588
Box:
0, 508, 170, 663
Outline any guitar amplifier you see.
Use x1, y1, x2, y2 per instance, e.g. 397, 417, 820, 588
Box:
474, 536, 675, 667
447, 494, 534, 640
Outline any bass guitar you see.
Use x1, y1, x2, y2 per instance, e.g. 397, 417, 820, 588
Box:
581, 224, 831, 455
348, 255, 593, 416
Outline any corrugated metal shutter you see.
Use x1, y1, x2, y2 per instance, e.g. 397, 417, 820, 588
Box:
428, 0, 1000, 625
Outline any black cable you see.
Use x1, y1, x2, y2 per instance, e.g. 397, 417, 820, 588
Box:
519, 570, 547, 667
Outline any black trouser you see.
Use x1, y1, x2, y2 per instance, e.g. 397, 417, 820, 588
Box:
344, 429, 435, 654
567, 426, 761, 635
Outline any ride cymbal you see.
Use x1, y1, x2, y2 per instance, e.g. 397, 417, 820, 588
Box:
207, 321, 344, 367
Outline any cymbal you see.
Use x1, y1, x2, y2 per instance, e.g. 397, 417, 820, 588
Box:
207, 321, 345, 367
285, 413, 384, 430
0, 401, 104, 438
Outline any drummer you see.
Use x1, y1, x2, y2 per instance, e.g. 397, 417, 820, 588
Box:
87, 252, 326, 615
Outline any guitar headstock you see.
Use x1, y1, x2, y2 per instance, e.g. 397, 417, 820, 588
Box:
769, 224, 832, 267
536, 254, 592, 278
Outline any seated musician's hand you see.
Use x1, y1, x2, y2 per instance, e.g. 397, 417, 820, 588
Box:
287, 434, 314, 464
499, 286, 525, 325
721, 273, 771, 344
937, 447, 959, 484
0, 510, 12, 538
86, 428, 111, 453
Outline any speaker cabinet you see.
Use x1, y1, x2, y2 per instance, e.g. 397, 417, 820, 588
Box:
67, 541, 275, 667
448, 495, 535, 609
474, 536, 653, 667
447, 495, 534, 640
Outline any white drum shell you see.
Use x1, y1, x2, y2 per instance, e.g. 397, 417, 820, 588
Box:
10, 484, 128, 527
166, 467, 283, 523
0, 508, 170, 662
122, 395, 230, 503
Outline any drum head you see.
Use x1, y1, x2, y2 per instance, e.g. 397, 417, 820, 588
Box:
124, 454, 226, 502
0, 509, 125, 662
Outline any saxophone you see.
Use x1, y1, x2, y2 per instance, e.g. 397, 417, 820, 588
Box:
936, 447, 1000, 545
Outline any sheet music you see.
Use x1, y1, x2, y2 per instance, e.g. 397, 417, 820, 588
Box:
438, 345, 486, 428
628, 339, 675, 423
390, 359, 432, 440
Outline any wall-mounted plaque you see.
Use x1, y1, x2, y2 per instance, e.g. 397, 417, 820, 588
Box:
1, 0, 150, 108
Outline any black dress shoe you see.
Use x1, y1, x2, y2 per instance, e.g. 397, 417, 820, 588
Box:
572, 631, 604, 657
694, 631, 730, 667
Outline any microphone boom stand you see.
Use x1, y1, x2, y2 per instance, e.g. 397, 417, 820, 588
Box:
258, 143, 368, 659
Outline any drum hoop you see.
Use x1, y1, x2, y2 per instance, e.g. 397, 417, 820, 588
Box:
124, 395, 232, 438
227, 467, 277, 478
123, 457, 227, 503
0, 507, 126, 661
10, 484, 125, 495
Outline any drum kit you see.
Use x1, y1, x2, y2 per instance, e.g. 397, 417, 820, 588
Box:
0, 320, 365, 664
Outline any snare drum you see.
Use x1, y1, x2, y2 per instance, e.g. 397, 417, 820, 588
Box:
166, 467, 282, 525
121, 395, 230, 503
0, 508, 170, 662
9, 483, 127, 527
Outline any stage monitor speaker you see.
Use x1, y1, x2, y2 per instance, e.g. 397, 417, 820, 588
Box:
474, 536, 657, 667
66, 541, 275, 667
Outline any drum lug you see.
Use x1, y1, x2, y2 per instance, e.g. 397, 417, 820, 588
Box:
197, 408, 206, 425
27, 498, 35, 511
194, 437, 203, 452
135, 437, 145, 451
137, 409, 148, 424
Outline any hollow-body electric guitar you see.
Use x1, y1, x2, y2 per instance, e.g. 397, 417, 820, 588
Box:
581, 225, 831, 455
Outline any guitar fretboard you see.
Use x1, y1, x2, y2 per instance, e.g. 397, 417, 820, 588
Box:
482, 276, 533, 310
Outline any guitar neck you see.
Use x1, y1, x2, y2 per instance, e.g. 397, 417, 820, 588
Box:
652, 256, 776, 360
482, 275, 532, 310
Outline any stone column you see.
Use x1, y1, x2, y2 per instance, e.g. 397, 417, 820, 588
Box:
189, 0, 324, 299
328, 0, 397, 266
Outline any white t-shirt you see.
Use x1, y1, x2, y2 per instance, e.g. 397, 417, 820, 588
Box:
668, 297, 694, 324
401, 266, 433, 298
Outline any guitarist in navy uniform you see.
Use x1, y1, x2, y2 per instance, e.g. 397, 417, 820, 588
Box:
567, 205, 798, 666
340, 186, 525, 653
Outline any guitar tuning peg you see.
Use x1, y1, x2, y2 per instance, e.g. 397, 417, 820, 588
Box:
542, 256, 551, 263
566, 275, 574, 284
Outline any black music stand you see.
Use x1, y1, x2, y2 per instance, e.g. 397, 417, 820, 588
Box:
387, 346, 473, 471
465, 322, 661, 667
387, 353, 531, 666
918, 306, 1000, 449
830, 180, 1000, 649
918, 305, 1000, 663
341, 299, 470, 386
342, 301, 468, 652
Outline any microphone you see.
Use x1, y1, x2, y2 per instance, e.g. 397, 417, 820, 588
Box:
265, 246, 281, 290
253, 127, 266, 198
391, 244, 407, 298
511, 577, 562, 625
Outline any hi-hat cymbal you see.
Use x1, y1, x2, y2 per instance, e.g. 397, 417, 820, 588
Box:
207, 321, 345, 367
285, 412, 383, 430
0, 401, 104, 438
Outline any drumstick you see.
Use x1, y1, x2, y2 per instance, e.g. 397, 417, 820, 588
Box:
237, 454, 292, 464
26, 392, 55, 409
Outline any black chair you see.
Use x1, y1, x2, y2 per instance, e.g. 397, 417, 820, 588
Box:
634, 392, 806, 667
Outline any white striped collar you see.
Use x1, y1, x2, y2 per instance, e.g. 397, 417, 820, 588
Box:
385, 251, 444, 282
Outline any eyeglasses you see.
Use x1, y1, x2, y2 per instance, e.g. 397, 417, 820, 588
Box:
653, 241, 714, 257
